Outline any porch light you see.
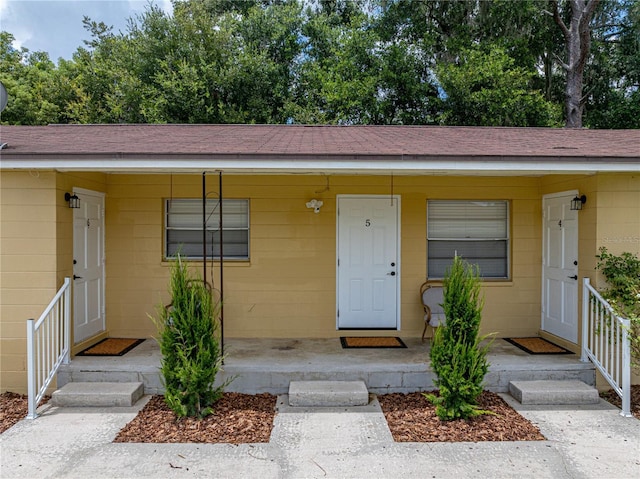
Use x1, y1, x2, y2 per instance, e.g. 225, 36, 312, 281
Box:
65, 192, 80, 209
570, 194, 587, 211
306, 199, 323, 213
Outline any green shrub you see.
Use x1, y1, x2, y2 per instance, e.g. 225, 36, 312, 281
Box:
152, 255, 228, 418
596, 247, 640, 371
426, 256, 492, 420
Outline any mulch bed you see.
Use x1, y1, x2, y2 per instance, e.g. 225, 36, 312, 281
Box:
0, 392, 49, 434
378, 391, 546, 442
3, 386, 639, 442
114, 393, 277, 444
600, 384, 640, 420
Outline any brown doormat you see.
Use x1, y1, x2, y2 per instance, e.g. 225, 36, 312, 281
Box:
504, 337, 573, 355
340, 337, 407, 349
76, 338, 145, 356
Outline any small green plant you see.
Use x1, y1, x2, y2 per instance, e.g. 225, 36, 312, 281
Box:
596, 247, 640, 371
425, 256, 493, 420
151, 255, 229, 418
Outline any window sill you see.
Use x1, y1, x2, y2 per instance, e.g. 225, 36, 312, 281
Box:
161, 259, 251, 267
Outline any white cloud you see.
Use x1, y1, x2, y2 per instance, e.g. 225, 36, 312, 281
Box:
1, 0, 173, 61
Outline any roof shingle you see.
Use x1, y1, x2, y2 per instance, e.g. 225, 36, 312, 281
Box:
1, 124, 639, 159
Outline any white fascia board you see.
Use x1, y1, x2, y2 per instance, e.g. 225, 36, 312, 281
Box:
1, 155, 639, 174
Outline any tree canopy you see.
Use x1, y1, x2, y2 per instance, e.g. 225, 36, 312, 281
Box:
1, 0, 638, 128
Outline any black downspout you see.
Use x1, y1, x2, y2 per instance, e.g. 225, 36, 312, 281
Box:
202, 172, 207, 286
219, 171, 224, 358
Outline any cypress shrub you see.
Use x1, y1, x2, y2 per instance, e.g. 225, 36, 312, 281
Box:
152, 256, 228, 418
426, 256, 492, 420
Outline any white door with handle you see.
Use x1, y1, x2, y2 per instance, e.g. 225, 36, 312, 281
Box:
337, 196, 400, 329
73, 189, 106, 343
542, 192, 579, 343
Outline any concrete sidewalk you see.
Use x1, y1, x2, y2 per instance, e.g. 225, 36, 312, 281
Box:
1, 395, 638, 479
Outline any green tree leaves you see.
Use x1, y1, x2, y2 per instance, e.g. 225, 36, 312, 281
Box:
0, 0, 636, 127
437, 46, 561, 126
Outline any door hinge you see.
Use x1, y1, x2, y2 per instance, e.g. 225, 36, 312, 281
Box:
337, 310, 339, 317
337, 258, 340, 266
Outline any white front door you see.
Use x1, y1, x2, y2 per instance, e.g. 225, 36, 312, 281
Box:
542, 192, 579, 343
73, 189, 106, 343
337, 196, 400, 329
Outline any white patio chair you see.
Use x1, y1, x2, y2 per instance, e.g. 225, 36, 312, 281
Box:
420, 281, 445, 342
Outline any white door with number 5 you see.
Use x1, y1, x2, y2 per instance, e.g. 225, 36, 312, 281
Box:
337, 196, 400, 329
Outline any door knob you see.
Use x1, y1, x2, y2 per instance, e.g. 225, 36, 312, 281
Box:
568, 275, 578, 280
387, 271, 396, 276
73, 275, 83, 280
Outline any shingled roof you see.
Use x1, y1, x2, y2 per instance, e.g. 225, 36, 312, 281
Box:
1, 124, 638, 174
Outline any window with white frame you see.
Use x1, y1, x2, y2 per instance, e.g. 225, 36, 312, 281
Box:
165, 199, 249, 260
427, 200, 509, 279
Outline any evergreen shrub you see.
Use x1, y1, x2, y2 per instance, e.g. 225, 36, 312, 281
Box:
152, 255, 228, 418
426, 256, 492, 420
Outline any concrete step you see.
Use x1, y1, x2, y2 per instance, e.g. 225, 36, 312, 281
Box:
509, 380, 600, 405
289, 380, 369, 407
52, 382, 144, 407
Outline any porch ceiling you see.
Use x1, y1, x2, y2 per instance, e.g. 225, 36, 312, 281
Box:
1, 124, 638, 175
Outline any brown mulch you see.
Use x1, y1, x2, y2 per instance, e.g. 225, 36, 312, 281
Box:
117, 390, 545, 444
0, 392, 49, 434
114, 393, 277, 444
378, 391, 545, 442
600, 384, 640, 420
3, 386, 639, 442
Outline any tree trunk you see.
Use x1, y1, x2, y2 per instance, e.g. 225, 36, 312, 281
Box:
551, 0, 601, 128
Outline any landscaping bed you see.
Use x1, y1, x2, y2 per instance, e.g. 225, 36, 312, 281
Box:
2, 387, 639, 442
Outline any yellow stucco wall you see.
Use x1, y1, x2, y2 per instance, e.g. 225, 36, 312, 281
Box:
0, 171, 106, 393
103, 174, 544, 340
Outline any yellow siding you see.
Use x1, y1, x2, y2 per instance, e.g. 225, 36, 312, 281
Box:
5, 170, 637, 393
0, 171, 57, 393
596, 174, 640, 262
104, 174, 544, 340
0, 171, 106, 393
540, 173, 639, 288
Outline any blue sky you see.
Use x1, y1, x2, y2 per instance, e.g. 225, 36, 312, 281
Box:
0, 0, 172, 62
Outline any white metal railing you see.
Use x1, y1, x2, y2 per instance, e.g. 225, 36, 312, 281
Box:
582, 278, 632, 417
27, 277, 71, 419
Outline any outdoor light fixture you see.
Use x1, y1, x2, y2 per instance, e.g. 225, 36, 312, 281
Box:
571, 194, 587, 211
306, 199, 323, 213
65, 192, 80, 209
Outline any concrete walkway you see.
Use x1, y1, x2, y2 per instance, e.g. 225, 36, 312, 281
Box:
1, 395, 639, 479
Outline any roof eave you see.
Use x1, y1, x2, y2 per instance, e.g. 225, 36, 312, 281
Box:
1, 152, 638, 175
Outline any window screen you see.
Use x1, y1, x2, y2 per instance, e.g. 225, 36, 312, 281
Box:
165, 199, 249, 260
427, 200, 509, 278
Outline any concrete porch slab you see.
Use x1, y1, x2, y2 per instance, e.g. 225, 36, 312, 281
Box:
57, 338, 595, 395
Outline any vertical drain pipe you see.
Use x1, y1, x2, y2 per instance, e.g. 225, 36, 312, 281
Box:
219, 171, 224, 358
202, 172, 207, 286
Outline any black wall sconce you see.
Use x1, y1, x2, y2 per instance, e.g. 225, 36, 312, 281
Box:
571, 194, 587, 211
65, 192, 80, 209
